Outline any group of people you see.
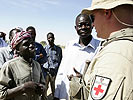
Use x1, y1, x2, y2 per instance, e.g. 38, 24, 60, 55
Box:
0, 26, 62, 100
0, 0, 132, 99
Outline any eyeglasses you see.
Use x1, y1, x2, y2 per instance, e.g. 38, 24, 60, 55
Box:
90, 14, 95, 22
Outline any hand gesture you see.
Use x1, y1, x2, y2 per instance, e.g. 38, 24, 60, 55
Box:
22, 81, 38, 94
35, 83, 46, 96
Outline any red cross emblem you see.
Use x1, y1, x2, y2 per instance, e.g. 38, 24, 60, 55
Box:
91, 75, 111, 99
94, 85, 104, 95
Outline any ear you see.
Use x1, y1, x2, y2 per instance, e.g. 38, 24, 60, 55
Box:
104, 9, 112, 19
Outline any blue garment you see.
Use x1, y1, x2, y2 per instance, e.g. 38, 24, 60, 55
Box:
0, 38, 8, 48
43, 44, 62, 70
34, 42, 47, 66
0, 45, 13, 68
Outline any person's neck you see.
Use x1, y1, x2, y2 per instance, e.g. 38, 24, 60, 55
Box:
22, 56, 32, 64
79, 35, 92, 46
49, 43, 54, 47
105, 16, 131, 38
106, 25, 129, 39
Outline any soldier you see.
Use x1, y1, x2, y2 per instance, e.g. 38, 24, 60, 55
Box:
81, 0, 133, 99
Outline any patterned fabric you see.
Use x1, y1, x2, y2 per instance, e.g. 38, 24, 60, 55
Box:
11, 31, 31, 50
43, 45, 62, 69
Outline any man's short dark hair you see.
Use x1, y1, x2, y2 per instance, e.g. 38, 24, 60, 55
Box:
47, 32, 54, 38
76, 13, 93, 24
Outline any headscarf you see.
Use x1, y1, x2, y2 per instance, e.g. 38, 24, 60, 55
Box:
11, 31, 31, 50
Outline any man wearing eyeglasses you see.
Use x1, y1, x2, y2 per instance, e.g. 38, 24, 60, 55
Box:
82, 0, 133, 99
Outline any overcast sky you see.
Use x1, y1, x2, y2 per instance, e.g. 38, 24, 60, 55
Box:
0, 0, 95, 45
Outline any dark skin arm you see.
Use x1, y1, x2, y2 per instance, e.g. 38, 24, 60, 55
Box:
6, 81, 45, 99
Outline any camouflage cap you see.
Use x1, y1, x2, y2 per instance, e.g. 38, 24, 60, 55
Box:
82, 0, 133, 14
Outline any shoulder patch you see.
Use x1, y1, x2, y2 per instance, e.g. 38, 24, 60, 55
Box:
91, 75, 111, 100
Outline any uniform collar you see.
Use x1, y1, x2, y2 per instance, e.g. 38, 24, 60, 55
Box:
101, 28, 133, 47
109, 28, 133, 39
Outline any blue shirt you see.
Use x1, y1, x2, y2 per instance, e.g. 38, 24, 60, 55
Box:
34, 42, 47, 66
0, 45, 13, 68
0, 38, 8, 48
43, 44, 62, 70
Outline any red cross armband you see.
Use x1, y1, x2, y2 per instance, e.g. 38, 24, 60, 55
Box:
91, 75, 111, 100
